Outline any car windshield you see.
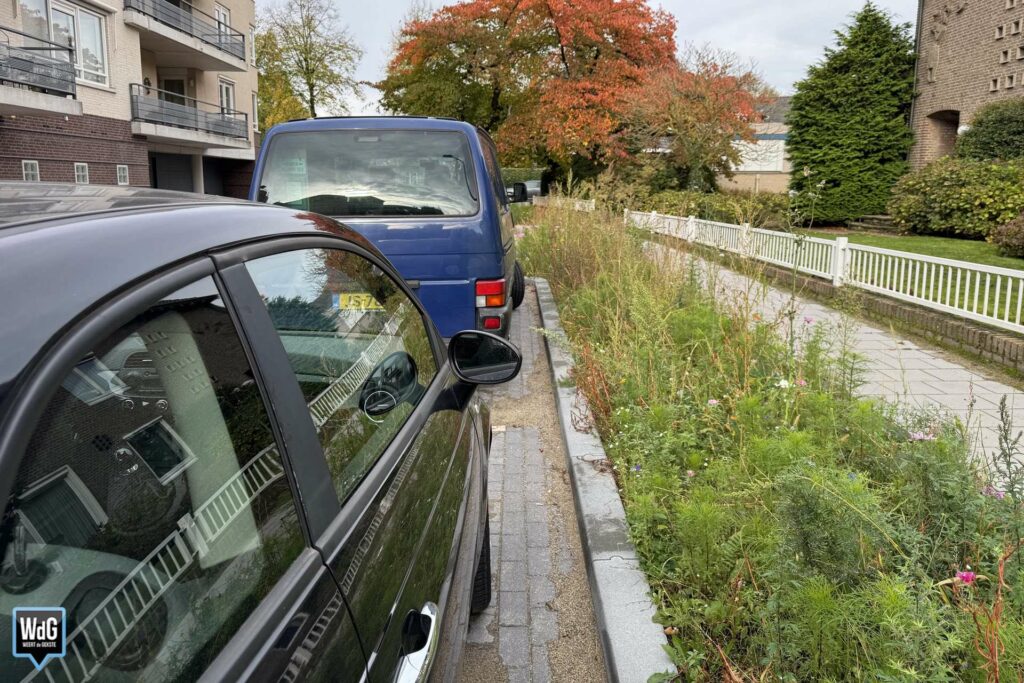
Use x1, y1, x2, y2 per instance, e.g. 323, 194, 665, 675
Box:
256, 129, 480, 217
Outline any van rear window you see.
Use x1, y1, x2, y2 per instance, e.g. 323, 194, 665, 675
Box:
256, 129, 480, 217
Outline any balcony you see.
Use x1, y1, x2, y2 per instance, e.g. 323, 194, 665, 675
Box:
130, 83, 249, 149
0, 25, 82, 116
124, 0, 246, 72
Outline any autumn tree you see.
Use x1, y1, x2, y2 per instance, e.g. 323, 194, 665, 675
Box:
379, 0, 676, 172
624, 48, 771, 191
787, 2, 915, 223
266, 0, 362, 117
256, 30, 307, 129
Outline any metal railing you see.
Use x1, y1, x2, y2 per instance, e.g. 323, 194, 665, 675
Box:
130, 83, 248, 139
626, 209, 1024, 336
124, 0, 245, 61
0, 24, 76, 98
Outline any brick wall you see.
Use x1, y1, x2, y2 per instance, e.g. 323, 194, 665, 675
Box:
910, 0, 1024, 168
0, 114, 150, 186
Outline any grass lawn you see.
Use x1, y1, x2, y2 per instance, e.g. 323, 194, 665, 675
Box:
803, 229, 1024, 271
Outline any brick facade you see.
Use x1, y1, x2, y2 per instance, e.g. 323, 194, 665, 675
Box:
0, 114, 150, 186
910, 0, 1024, 168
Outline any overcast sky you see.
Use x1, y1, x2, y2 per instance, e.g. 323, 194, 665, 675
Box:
258, 0, 921, 114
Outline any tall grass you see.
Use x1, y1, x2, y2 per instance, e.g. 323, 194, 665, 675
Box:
521, 206, 1024, 681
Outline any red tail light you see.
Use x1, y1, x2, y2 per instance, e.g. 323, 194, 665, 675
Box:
475, 279, 506, 308
482, 316, 501, 330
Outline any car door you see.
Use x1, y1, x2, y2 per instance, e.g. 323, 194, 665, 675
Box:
0, 264, 367, 682
228, 240, 477, 681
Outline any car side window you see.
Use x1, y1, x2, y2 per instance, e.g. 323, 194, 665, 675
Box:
244, 249, 438, 502
479, 136, 507, 207
0, 277, 304, 681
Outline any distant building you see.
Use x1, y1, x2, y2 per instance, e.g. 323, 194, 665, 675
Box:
910, 0, 1024, 168
0, 0, 259, 194
719, 96, 792, 193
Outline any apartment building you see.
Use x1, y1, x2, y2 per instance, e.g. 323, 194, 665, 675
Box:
0, 0, 257, 194
719, 96, 792, 193
910, 0, 1024, 168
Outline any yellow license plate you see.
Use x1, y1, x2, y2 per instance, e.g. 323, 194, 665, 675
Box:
335, 292, 385, 310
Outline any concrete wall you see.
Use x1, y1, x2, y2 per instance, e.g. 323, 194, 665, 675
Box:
910, 0, 1024, 168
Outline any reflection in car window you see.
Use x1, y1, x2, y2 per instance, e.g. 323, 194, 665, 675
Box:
256, 130, 480, 217
245, 249, 438, 502
0, 277, 304, 682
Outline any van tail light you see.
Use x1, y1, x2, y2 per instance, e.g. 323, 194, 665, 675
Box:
475, 279, 506, 308
482, 316, 501, 330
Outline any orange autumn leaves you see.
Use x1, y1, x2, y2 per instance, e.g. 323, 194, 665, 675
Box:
381, 0, 682, 164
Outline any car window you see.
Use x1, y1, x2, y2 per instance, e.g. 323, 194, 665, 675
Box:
0, 277, 304, 681
244, 249, 438, 502
478, 134, 507, 207
256, 129, 480, 217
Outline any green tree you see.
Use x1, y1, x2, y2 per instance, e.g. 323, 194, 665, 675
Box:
256, 30, 307, 130
787, 3, 915, 223
267, 0, 362, 118
957, 99, 1024, 161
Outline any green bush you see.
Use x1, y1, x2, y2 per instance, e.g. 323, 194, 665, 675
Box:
991, 214, 1024, 258
500, 167, 544, 185
957, 99, 1024, 161
638, 189, 790, 229
519, 205, 1024, 680
888, 157, 1024, 237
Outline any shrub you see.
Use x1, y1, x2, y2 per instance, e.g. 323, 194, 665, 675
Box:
640, 189, 790, 229
888, 157, 1024, 237
957, 99, 1024, 161
991, 214, 1024, 258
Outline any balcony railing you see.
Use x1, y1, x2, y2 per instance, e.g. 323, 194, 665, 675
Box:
0, 25, 76, 97
124, 0, 245, 61
130, 83, 248, 139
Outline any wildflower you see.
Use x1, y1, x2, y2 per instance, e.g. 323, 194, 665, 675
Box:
983, 485, 1007, 500
707, 399, 719, 406
676, 389, 686, 399
956, 571, 977, 585
908, 431, 937, 442
803, 317, 814, 325
776, 379, 791, 389
796, 379, 808, 387
686, 470, 696, 478
633, 464, 642, 473
847, 472, 857, 481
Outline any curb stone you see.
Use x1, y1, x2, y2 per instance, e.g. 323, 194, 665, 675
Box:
533, 278, 675, 683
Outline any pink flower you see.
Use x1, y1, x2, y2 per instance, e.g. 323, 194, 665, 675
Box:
956, 571, 977, 585
796, 379, 808, 387
707, 399, 719, 406
803, 317, 814, 325
983, 485, 1007, 500
686, 470, 696, 478
908, 431, 937, 442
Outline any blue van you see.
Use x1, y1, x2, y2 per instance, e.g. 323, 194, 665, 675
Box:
250, 117, 525, 338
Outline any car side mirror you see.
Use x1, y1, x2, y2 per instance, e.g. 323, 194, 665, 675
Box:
448, 331, 522, 385
511, 182, 528, 204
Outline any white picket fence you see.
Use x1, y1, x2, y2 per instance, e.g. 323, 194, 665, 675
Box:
533, 195, 596, 212
626, 209, 1024, 336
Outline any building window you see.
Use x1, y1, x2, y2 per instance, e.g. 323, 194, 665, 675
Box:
50, 2, 109, 86
116, 164, 129, 185
219, 79, 236, 113
992, 77, 1002, 91
1009, 73, 1017, 88
927, 66, 935, 83
74, 162, 88, 184
1008, 0, 1018, 9
1003, 49, 1012, 63
1018, 46, 1024, 60
214, 4, 231, 33
21, 160, 40, 182
997, 24, 1007, 39
252, 92, 259, 132
249, 25, 256, 65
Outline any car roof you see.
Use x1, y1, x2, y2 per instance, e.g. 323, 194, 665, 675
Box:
0, 182, 381, 407
266, 116, 482, 137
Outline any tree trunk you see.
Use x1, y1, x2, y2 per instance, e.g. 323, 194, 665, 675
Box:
487, 85, 502, 131
308, 81, 317, 118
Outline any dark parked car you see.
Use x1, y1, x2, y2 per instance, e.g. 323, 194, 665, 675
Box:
250, 117, 526, 339
0, 183, 520, 682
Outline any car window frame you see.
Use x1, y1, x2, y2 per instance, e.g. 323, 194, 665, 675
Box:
210, 235, 450, 537
0, 255, 334, 681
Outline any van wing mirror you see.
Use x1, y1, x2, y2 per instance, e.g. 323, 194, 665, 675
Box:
511, 183, 528, 204
448, 331, 522, 385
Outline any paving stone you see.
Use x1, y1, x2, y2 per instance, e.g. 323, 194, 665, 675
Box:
499, 591, 528, 626
499, 626, 530, 665
500, 560, 528, 593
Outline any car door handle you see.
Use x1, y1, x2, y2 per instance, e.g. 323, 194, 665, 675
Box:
394, 602, 440, 683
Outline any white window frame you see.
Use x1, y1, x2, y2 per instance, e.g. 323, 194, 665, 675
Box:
214, 4, 231, 33
1008, 73, 1017, 89
18, 465, 108, 545
74, 162, 89, 184
249, 25, 256, 65
992, 77, 1001, 92
997, 24, 1007, 39
22, 160, 40, 182
219, 78, 236, 114
116, 164, 129, 185
51, 1, 109, 87
251, 91, 259, 132
1014, 19, 1023, 34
